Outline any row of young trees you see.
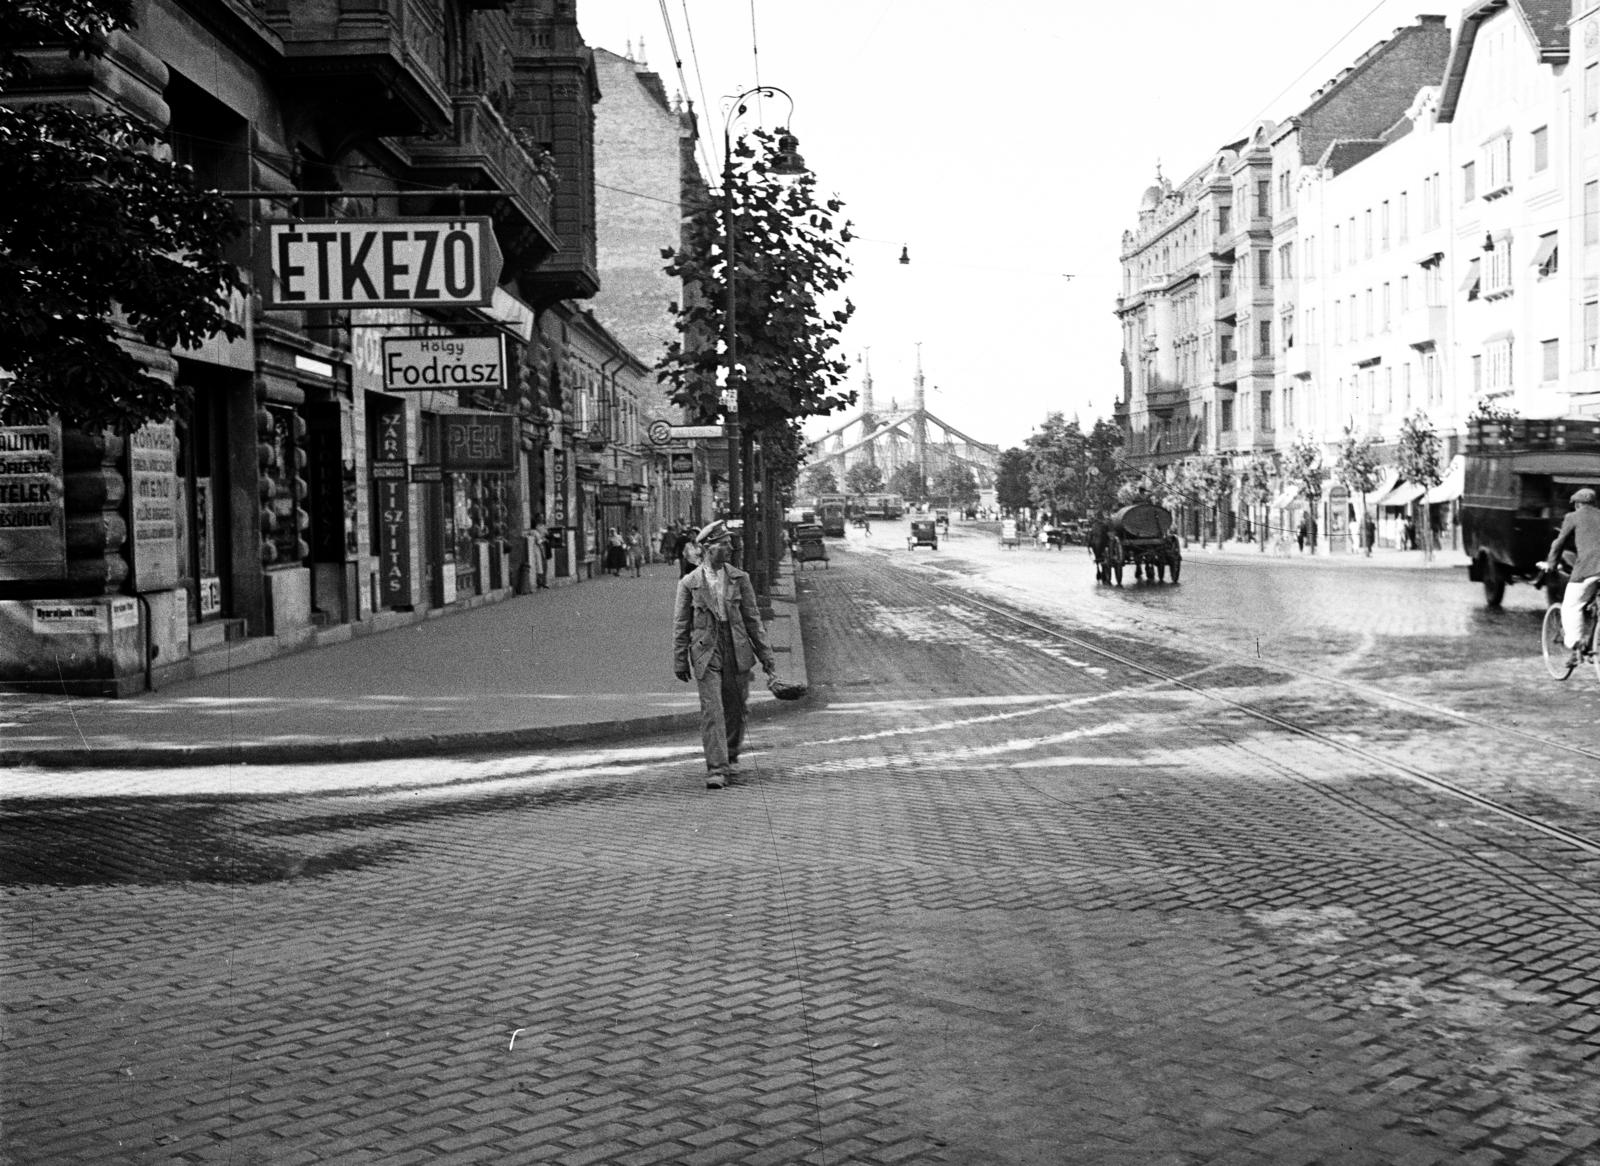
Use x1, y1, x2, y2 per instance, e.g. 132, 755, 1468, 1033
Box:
990, 408, 1450, 558
796, 457, 982, 510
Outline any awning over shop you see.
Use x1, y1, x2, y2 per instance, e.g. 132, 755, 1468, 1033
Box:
1271, 486, 1304, 509
1529, 233, 1558, 274
1459, 257, 1481, 295
1378, 480, 1426, 508
1422, 455, 1465, 504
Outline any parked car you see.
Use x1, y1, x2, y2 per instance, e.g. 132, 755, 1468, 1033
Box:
907, 519, 939, 550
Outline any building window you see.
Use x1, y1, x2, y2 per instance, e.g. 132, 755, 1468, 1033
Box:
1348, 217, 1357, 263
1587, 182, 1600, 247
1283, 384, 1294, 429
1257, 249, 1272, 284
1384, 367, 1394, 411
1588, 62, 1599, 123
1485, 338, 1513, 392
1364, 288, 1374, 336
1422, 351, 1439, 404
1220, 397, 1234, 432
1333, 300, 1343, 344
1403, 362, 1413, 409
1542, 338, 1560, 382
1483, 236, 1512, 298
1281, 310, 1295, 350
1382, 282, 1391, 330
1462, 160, 1476, 202
1364, 208, 1373, 257
1398, 191, 1409, 241
1534, 231, 1558, 278
1532, 125, 1549, 173
1278, 170, 1291, 211
1219, 331, 1236, 364
1218, 205, 1231, 236
1257, 319, 1272, 357
1279, 242, 1294, 280
1256, 179, 1270, 218
1586, 300, 1599, 369
1332, 224, 1342, 271
1218, 268, 1232, 298
1381, 200, 1390, 250
1258, 390, 1273, 431
1472, 354, 1482, 394
1482, 134, 1512, 197
1400, 274, 1410, 311
1423, 257, 1444, 306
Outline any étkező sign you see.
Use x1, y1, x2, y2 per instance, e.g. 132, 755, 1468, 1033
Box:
382, 336, 505, 390
262, 218, 503, 309
440, 413, 515, 473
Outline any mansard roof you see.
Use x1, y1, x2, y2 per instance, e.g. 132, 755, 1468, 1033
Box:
1439, 0, 1570, 121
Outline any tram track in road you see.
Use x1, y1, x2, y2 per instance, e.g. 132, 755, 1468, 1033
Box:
815, 547, 1600, 867
917, 578, 1600, 862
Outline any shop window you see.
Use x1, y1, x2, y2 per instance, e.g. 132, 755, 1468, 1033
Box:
1531, 125, 1549, 173
260, 403, 308, 568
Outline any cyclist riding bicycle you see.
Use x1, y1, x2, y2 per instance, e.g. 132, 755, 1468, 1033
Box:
1545, 486, 1600, 667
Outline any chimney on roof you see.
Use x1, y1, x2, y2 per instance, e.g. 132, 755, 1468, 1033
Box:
639, 35, 648, 68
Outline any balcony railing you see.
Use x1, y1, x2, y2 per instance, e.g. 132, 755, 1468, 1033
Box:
1215, 358, 1238, 384
1216, 292, 1236, 320
266, 0, 450, 134
405, 95, 558, 255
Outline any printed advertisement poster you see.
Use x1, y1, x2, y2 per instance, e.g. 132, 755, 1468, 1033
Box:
128, 421, 182, 589
0, 420, 67, 582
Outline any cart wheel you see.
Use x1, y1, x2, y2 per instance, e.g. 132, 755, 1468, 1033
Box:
1169, 558, 1181, 583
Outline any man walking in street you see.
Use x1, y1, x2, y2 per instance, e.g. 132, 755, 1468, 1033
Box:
1547, 487, 1600, 667
673, 520, 776, 788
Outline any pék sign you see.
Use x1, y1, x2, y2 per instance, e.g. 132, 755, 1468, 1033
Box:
260, 218, 503, 309
381, 336, 505, 391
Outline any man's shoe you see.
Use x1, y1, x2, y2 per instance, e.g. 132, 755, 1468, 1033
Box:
705, 770, 727, 790
1568, 647, 1583, 668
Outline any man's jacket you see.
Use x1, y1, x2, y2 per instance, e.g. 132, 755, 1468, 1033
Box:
1548, 506, 1600, 580
673, 563, 775, 680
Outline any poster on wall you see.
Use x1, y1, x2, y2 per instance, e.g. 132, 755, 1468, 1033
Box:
0, 420, 66, 581
127, 421, 182, 590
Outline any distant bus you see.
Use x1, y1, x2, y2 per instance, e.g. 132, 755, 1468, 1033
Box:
814, 494, 847, 537
861, 492, 904, 520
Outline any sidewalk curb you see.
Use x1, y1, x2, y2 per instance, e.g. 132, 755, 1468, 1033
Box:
4, 696, 810, 770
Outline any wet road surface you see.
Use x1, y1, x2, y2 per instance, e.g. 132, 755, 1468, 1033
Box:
4, 530, 1600, 1165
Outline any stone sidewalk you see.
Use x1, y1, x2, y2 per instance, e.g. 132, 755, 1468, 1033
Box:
1, 558, 810, 771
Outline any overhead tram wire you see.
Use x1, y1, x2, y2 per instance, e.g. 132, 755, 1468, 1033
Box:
656, 0, 720, 179
678, 1, 720, 178
1231, 0, 1390, 139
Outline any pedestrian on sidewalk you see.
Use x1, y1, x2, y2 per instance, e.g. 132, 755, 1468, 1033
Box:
673, 524, 698, 577
626, 526, 644, 577
673, 520, 776, 789
1296, 516, 1308, 553
604, 527, 626, 576
531, 516, 550, 588
660, 522, 678, 564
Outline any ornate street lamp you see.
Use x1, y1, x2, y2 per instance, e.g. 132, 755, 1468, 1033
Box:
720, 86, 805, 602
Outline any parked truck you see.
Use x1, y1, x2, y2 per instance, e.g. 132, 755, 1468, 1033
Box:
1461, 416, 1600, 607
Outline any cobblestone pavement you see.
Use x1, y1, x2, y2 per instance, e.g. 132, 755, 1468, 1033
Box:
6, 545, 1600, 1164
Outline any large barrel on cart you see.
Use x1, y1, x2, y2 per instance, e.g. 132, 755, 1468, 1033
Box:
1098, 502, 1181, 585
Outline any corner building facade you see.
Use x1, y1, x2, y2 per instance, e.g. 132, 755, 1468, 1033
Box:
0, 0, 657, 696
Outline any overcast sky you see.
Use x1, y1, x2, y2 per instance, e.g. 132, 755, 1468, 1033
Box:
578, 0, 1456, 451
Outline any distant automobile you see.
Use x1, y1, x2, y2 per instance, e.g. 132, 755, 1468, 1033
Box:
907, 519, 939, 550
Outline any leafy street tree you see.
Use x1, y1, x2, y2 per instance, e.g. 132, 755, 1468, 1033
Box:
1083, 418, 1126, 516
1, 0, 244, 431
930, 462, 979, 509
1239, 455, 1275, 550
800, 464, 838, 498
1024, 412, 1085, 519
1396, 410, 1445, 562
1285, 434, 1327, 552
887, 462, 925, 505
995, 447, 1030, 514
1191, 454, 1232, 547
843, 461, 883, 502
1160, 460, 1199, 546
660, 126, 856, 511
1335, 426, 1384, 556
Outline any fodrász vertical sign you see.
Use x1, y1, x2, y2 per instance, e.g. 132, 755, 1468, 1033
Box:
262, 218, 503, 309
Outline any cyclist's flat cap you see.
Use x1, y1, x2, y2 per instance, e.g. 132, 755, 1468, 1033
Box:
1574, 487, 1597, 505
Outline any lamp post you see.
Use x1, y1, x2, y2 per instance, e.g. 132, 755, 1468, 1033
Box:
720, 86, 806, 603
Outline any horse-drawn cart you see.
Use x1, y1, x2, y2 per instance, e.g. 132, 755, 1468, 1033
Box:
1095, 502, 1181, 585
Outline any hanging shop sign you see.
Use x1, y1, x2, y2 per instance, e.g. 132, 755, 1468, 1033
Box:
261, 218, 503, 309
440, 412, 515, 473
381, 336, 505, 391
669, 451, 695, 482
600, 484, 632, 506
127, 421, 181, 590
371, 401, 413, 606
0, 421, 66, 582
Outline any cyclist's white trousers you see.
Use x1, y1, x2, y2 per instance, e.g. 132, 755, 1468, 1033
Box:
1560, 573, 1600, 648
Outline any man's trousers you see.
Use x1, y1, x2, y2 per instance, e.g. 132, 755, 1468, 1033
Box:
695, 620, 750, 771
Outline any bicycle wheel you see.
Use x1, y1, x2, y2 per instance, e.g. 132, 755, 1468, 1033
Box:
1591, 614, 1600, 683
1542, 605, 1575, 680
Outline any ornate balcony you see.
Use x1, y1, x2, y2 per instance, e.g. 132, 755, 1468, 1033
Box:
264, 0, 451, 136
403, 95, 560, 261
